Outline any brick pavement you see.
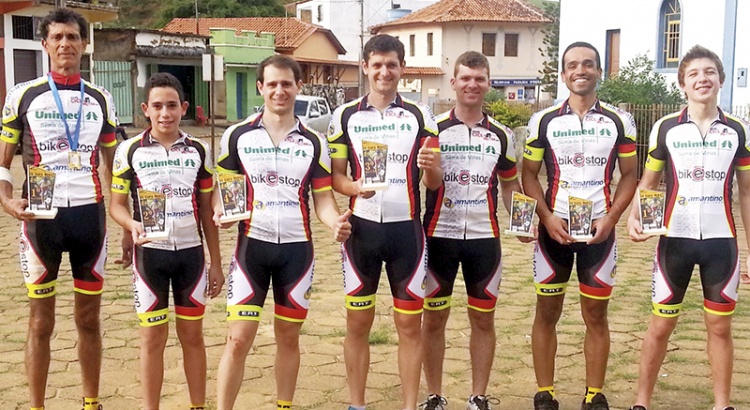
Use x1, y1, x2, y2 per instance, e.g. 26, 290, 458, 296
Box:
1, 153, 750, 409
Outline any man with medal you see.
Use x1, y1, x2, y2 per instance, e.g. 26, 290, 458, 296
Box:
0, 8, 127, 410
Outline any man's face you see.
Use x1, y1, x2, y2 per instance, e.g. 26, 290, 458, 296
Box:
451, 64, 490, 108
561, 46, 601, 97
258, 65, 301, 116
42, 22, 86, 73
363, 51, 404, 96
680, 58, 722, 105
141, 86, 188, 138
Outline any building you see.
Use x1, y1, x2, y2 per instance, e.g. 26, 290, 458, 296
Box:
1, 0, 119, 103
371, 0, 551, 103
557, 0, 748, 109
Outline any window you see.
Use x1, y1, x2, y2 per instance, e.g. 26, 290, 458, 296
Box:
317, 5, 323, 22
605, 29, 621, 77
410, 34, 415, 57
482, 33, 496, 57
12, 16, 34, 40
659, 0, 681, 68
504, 33, 519, 57
427, 33, 433, 56
300, 9, 312, 23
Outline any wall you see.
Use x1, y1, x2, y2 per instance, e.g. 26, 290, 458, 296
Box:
293, 31, 342, 61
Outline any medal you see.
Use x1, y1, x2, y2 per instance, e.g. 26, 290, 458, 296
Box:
68, 151, 82, 169
48, 75, 85, 167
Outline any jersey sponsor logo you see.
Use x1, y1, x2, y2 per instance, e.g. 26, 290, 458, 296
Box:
38, 139, 70, 151
677, 167, 726, 182
167, 210, 194, 218
19, 239, 30, 278
442, 197, 489, 207
70, 96, 98, 107
387, 153, 409, 163
34, 287, 55, 296
3, 106, 11, 117
552, 127, 610, 137
444, 170, 490, 185
353, 124, 396, 133
384, 110, 407, 118
249, 172, 302, 187
672, 139, 733, 150
161, 185, 193, 198
138, 158, 196, 169
388, 177, 407, 185
348, 299, 373, 308
676, 195, 724, 205
252, 199, 300, 210
557, 153, 607, 167
243, 146, 292, 155
559, 180, 605, 189
146, 314, 167, 323
443, 198, 454, 208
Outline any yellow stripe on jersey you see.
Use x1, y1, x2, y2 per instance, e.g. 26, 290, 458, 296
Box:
0, 126, 21, 144
138, 308, 170, 327
111, 176, 131, 194
27, 282, 57, 299
424, 296, 452, 311
311, 185, 332, 194
618, 150, 636, 158
524, 145, 545, 161
216, 164, 239, 174
652, 303, 681, 318
645, 155, 665, 172
328, 143, 348, 159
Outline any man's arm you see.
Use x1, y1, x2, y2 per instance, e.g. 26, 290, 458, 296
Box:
100, 144, 116, 192
522, 159, 574, 244
199, 190, 224, 297
108, 190, 144, 244
626, 168, 662, 242
588, 154, 639, 244
331, 158, 374, 198
736, 170, 750, 284
0, 140, 33, 220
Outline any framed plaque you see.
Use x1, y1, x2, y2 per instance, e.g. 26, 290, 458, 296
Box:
25, 166, 58, 219
568, 196, 593, 242
218, 173, 251, 223
504, 191, 536, 237
137, 189, 169, 241
361, 140, 389, 191
638, 188, 668, 235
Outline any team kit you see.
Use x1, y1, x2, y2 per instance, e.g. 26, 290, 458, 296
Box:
0, 7, 748, 410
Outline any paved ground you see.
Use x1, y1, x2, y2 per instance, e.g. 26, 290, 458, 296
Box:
2, 147, 750, 410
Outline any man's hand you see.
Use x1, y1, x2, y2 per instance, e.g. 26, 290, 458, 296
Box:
205, 263, 225, 298
212, 209, 238, 229
627, 212, 651, 242
587, 214, 616, 245
417, 136, 436, 170
1, 197, 34, 221
334, 210, 352, 242
541, 213, 575, 245
128, 219, 152, 246
354, 179, 376, 199
115, 232, 134, 268
517, 225, 538, 243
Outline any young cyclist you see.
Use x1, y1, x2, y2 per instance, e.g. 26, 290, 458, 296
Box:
109, 72, 224, 410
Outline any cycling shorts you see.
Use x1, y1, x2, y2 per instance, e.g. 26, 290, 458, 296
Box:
342, 215, 427, 314
226, 236, 314, 323
652, 237, 739, 317
424, 237, 502, 312
532, 223, 617, 299
132, 245, 207, 327
19, 203, 107, 298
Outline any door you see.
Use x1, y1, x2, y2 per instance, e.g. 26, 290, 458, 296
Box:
92, 60, 134, 124
236, 72, 246, 120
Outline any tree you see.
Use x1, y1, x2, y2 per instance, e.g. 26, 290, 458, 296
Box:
538, 1, 559, 99
597, 54, 684, 105
157, 0, 285, 27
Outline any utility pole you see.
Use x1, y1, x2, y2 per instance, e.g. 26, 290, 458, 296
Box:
358, 0, 364, 95
55, 0, 65, 7
195, 0, 199, 34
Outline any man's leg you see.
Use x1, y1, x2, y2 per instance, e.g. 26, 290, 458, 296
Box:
344, 308, 375, 407
274, 318, 304, 402
139, 323, 169, 410
421, 308, 450, 396
217, 321, 260, 410
705, 313, 733, 409
579, 297, 609, 390
27, 297, 56, 408
176, 319, 207, 407
633, 315, 679, 408
74, 293, 102, 400
394, 311, 423, 410
532, 294, 565, 388
468, 308, 495, 396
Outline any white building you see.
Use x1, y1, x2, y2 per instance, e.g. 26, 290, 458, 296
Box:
558, 0, 748, 110
294, 0, 439, 62
372, 0, 551, 102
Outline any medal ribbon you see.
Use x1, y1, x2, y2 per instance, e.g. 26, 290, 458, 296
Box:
47, 74, 84, 152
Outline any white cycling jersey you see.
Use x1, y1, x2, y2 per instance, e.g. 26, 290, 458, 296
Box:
1, 72, 118, 207
327, 94, 439, 223
112, 130, 214, 250
424, 109, 517, 239
645, 108, 750, 239
218, 113, 332, 244
524, 100, 636, 219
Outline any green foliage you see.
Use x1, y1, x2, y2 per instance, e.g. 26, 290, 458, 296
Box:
484, 88, 505, 103
156, 0, 285, 28
484, 101, 534, 128
538, 1, 559, 98
597, 54, 684, 105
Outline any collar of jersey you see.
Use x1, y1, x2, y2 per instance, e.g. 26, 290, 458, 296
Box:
678, 106, 727, 125
255, 115, 304, 136
48, 71, 81, 86
142, 128, 190, 147
449, 107, 489, 128
560, 99, 602, 116
359, 93, 404, 111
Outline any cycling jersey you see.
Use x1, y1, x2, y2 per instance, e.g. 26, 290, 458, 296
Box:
112, 130, 214, 250
524, 100, 636, 220
1, 72, 118, 207
424, 109, 517, 239
645, 108, 750, 239
217, 113, 332, 244
327, 94, 439, 223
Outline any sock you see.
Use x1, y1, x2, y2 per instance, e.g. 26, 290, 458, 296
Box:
539, 386, 556, 400
82, 398, 99, 410
585, 387, 602, 404
277, 400, 292, 409
31, 407, 44, 410
348, 406, 366, 410
190, 406, 206, 410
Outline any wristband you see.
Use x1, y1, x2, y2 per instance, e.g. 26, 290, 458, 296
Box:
0, 166, 12, 184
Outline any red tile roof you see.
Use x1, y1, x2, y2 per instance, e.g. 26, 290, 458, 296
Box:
162, 17, 346, 54
372, 0, 550, 32
403, 67, 444, 75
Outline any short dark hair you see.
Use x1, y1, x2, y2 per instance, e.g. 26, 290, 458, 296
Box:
561, 41, 601, 71
257, 55, 302, 84
678, 45, 725, 86
454, 51, 490, 76
144, 72, 185, 103
40, 8, 89, 41
363, 34, 405, 63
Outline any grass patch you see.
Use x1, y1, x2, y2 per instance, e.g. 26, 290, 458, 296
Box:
368, 326, 395, 345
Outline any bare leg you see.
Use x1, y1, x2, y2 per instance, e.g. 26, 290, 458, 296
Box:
274, 319, 303, 402
705, 313, 733, 409
344, 308, 375, 407
580, 297, 610, 389
139, 324, 169, 410
421, 308, 450, 396
176, 319, 207, 406
216, 321, 260, 410
531, 294, 564, 388
74, 293, 102, 400
633, 315, 679, 408
394, 311, 423, 410
468, 308, 495, 396
26, 297, 56, 408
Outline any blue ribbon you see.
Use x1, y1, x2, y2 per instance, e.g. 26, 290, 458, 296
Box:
47, 74, 84, 152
